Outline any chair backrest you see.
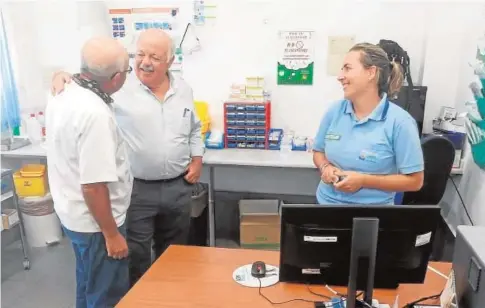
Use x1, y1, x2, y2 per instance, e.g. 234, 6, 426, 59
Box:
402, 135, 455, 205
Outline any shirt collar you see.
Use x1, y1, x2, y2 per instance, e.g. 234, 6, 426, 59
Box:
344, 92, 389, 122
138, 71, 178, 93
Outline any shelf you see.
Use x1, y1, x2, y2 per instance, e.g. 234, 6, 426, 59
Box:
1, 191, 14, 203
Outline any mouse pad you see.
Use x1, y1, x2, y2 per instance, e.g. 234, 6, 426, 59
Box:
232, 264, 279, 288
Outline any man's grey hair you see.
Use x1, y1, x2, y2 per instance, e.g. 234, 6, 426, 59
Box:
80, 56, 125, 81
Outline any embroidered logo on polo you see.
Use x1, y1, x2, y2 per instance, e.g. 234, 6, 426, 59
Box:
359, 149, 378, 162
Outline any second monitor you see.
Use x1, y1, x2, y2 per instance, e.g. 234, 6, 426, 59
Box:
279, 204, 441, 290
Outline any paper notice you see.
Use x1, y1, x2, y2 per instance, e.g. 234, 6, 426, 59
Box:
327, 36, 355, 76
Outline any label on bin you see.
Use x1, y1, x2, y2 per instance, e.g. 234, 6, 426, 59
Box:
304, 235, 337, 243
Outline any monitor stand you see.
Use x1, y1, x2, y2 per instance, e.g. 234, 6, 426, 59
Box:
346, 217, 379, 308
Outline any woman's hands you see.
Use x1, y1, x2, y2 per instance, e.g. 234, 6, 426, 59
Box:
320, 164, 340, 184
333, 171, 365, 193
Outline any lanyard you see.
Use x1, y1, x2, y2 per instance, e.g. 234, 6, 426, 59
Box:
72, 74, 113, 105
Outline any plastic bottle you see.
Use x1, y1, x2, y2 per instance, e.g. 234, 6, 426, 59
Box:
25, 113, 42, 145
37, 111, 46, 139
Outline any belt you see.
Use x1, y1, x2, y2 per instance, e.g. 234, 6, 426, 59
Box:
135, 171, 187, 184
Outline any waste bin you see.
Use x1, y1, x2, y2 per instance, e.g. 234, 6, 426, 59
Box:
188, 183, 208, 246
18, 193, 63, 247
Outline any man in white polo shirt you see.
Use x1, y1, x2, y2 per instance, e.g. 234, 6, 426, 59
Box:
46, 37, 132, 308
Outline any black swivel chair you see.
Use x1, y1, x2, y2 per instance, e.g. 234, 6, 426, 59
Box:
402, 134, 456, 261
402, 135, 455, 205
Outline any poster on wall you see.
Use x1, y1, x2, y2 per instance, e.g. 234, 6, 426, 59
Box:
277, 30, 315, 85
109, 7, 183, 72
193, 0, 217, 26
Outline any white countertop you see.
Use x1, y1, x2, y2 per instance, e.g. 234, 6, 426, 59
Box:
1, 143, 464, 174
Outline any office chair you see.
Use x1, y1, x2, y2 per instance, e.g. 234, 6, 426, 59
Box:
402, 135, 455, 261
402, 135, 455, 205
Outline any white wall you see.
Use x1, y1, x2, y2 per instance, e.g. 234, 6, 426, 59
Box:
4, 0, 483, 135
3, 0, 485, 228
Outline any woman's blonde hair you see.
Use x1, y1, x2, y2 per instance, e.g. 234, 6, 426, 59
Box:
349, 42, 404, 97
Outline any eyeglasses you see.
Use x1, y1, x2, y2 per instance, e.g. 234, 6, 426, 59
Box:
110, 66, 132, 79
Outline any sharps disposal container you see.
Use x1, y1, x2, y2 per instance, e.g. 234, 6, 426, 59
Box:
13, 164, 48, 197
18, 193, 62, 247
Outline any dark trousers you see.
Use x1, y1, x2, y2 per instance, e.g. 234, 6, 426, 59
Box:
127, 176, 192, 286
63, 225, 129, 308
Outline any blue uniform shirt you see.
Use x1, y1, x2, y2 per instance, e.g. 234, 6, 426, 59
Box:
313, 93, 424, 205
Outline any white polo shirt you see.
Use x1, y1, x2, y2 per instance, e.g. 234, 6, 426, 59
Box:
46, 83, 133, 233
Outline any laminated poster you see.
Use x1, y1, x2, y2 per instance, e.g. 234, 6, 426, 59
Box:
277, 31, 315, 85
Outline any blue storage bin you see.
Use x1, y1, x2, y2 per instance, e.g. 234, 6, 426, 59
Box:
246, 105, 257, 111
236, 120, 246, 126
228, 142, 237, 148
256, 113, 266, 119
236, 135, 246, 141
256, 121, 266, 126
246, 113, 257, 119
257, 105, 265, 111
247, 128, 256, 134
226, 112, 236, 119
236, 106, 246, 111
246, 135, 256, 141
257, 129, 266, 135
246, 120, 256, 126
256, 142, 265, 149
236, 112, 246, 119
227, 128, 236, 134
225, 104, 236, 111
291, 138, 307, 151
205, 132, 224, 149
227, 120, 236, 125
237, 129, 246, 134
268, 128, 283, 150
227, 135, 236, 141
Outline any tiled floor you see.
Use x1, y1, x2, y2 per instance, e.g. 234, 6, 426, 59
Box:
1, 238, 75, 308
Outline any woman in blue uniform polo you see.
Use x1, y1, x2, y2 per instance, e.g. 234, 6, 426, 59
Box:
313, 43, 424, 205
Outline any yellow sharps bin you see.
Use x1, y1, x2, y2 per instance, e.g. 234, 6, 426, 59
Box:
13, 164, 48, 197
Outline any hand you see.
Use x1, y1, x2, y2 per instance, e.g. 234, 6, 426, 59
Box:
334, 171, 365, 193
104, 232, 129, 260
184, 159, 202, 184
321, 164, 340, 184
51, 71, 72, 95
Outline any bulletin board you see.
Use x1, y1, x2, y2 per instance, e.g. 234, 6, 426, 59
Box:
109, 7, 187, 72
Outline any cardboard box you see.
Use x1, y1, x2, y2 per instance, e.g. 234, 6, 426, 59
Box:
239, 199, 281, 250
2, 209, 19, 229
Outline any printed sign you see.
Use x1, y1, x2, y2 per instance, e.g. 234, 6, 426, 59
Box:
277, 31, 315, 85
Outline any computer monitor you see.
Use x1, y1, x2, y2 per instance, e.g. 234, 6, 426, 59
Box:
279, 204, 441, 292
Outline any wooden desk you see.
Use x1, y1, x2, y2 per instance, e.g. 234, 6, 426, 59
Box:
117, 245, 451, 308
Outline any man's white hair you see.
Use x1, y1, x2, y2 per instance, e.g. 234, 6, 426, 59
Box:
134, 31, 176, 63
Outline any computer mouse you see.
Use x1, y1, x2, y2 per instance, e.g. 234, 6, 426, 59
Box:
251, 261, 266, 278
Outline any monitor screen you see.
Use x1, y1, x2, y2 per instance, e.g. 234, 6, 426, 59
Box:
279, 204, 441, 289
